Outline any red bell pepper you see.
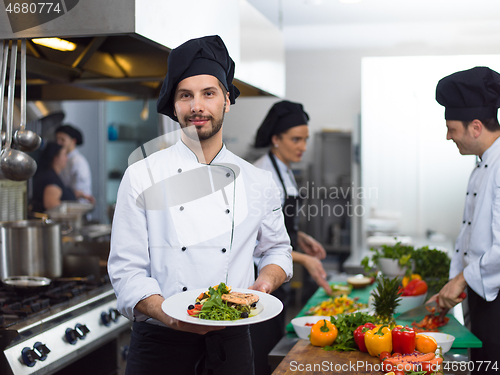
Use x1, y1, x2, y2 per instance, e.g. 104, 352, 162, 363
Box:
353, 322, 376, 352
392, 325, 416, 355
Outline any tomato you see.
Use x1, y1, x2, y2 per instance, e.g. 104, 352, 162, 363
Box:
379, 351, 391, 362
420, 362, 434, 374
394, 371, 405, 375
381, 360, 393, 372
404, 279, 428, 296
391, 352, 402, 357
187, 303, 202, 316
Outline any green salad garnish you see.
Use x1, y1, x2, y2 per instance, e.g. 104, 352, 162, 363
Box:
195, 282, 252, 321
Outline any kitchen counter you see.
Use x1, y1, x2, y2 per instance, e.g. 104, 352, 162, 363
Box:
272, 339, 383, 375
269, 275, 480, 374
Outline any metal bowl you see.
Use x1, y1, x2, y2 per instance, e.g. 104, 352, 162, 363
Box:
2, 275, 52, 291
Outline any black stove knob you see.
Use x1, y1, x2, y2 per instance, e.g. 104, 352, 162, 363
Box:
109, 308, 120, 322
21, 347, 39, 367
75, 323, 90, 339
65, 328, 78, 345
101, 311, 111, 326
33, 342, 50, 361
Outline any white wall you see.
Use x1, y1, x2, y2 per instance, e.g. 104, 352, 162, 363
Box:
226, 42, 500, 248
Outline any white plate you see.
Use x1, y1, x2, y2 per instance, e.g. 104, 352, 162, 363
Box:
161, 288, 283, 326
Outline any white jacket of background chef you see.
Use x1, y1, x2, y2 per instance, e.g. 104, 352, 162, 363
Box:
108, 140, 293, 323
60, 148, 92, 196
451, 136, 500, 302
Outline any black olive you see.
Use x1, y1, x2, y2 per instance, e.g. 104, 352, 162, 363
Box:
241, 312, 249, 318
195, 302, 201, 305
251, 303, 257, 308
187, 304, 195, 310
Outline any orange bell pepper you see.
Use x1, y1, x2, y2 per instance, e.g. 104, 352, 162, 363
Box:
310, 319, 338, 347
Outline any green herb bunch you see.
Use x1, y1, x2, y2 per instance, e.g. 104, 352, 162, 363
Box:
361, 241, 452, 293
361, 241, 414, 275
411, 246, 451, 293
324, 312, 376, 351
198, 283, 241, 321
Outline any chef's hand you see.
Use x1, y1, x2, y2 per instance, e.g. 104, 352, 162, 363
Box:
248, 280, 273, 294
75, 190, 96, 205
135, 294, 224, 335
249, 264, 287, 294
435, 272, 468, 310
297, 231, 326, 260
168, 316, 225, 335
293, 251, 332, 296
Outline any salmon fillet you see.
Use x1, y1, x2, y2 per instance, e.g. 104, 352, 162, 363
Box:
221, 292, 259, 306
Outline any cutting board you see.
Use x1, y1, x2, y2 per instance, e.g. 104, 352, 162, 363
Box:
272, 340, 384, 375
286, 283, 482, 349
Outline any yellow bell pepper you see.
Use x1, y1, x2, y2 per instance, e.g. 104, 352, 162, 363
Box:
364, 325, 392, 357
402, 273, 422, 288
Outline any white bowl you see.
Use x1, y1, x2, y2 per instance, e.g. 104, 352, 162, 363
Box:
395, 292, 427, 314
347, 275, 373, 289
291, 316, 333, 340
377, 258, 412, 277
419, 332, 455, 353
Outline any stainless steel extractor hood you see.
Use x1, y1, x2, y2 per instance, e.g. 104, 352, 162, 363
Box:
0, 0, 284, 101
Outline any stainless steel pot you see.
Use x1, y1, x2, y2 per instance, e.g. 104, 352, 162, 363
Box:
0, 219, 62, 278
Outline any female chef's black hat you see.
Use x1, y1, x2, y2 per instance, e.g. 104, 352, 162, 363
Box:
254, 100, 309, 148
156, 35, 240, 122
436, 66, 500, 121
55, 124, 83, 145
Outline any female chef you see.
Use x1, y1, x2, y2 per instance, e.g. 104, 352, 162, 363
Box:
250, 100, 332, 375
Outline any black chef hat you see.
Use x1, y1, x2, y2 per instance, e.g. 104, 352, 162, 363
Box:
436, 66, 500, 121
55, 124, 83, 145
156, 35, 240, 121
254, 100, 309, 148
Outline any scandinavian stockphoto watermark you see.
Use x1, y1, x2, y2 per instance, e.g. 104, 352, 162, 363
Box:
125, 130, 375, 220
3, 0, 79, 33
289, 360, 441, 373
250, 182, 377, 220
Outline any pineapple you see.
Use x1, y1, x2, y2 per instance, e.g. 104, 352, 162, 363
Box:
371, 275, 402, 325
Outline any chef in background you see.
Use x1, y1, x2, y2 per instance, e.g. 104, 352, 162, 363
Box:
55, 124, 95, 204
434, 66, 500, 372
31, 142, 76, 213
108, 35, 292, 375
251, 100, 331, 375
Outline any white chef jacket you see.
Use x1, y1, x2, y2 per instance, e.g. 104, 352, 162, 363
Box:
108, 140, 293, 322
253, 153, 299, 206
451, 136, 500, 301
60, 148, 92, 196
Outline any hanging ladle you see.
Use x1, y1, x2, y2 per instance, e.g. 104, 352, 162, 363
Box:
0, 40, 37, 181
13, 39, 41, 152
0, 41, 7, 149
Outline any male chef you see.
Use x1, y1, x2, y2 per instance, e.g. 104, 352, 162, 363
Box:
108, 35, 292, 375
434, 66, 500, 371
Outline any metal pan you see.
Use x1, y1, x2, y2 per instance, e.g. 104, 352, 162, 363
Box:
1, 275, 52, 292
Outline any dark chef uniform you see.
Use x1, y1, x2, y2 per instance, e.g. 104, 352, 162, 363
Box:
250, 101, 309, 375
436, 66, 500, 372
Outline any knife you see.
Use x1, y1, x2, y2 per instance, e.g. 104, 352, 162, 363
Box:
396, 292, 466, 321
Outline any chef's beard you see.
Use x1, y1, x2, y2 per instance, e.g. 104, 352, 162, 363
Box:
179, 105, 225, 142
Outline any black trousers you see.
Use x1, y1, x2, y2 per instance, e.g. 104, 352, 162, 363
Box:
125, 322, 254, 375
249, 283, 291, 375
468, 286, 500, 374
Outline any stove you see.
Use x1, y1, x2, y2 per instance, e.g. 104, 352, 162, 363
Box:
0, 276, 131, 375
